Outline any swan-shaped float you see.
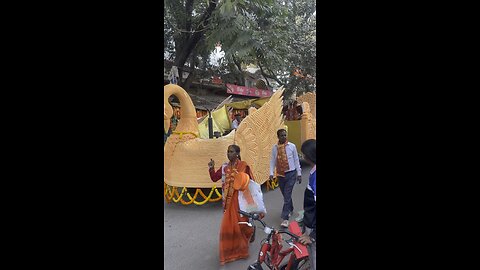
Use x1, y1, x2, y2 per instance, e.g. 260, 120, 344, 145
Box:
164, 84, 285, 204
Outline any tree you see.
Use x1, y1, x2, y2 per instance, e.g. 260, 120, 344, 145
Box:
240, 0, 316, 97
164, 0, 218, 89
164, 0, 317, 96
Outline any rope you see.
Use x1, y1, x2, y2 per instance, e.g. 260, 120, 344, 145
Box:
171, 131, 198, 139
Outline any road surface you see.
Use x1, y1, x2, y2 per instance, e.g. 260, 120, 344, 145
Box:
164, 162, 312, 270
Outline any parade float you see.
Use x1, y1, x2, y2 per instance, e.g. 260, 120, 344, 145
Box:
284, 92, 317, 155
207, 91, 316, 155
194, 92, 316, 148
164, 84, 285, 205
163, 84, 316, 205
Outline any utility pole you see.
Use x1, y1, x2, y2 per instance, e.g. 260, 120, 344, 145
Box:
207, 109, 213, 139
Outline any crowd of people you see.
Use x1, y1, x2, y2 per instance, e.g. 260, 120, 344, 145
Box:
283, 100, 303, 121
207, 129, 317, 268
164, 100, 302, 143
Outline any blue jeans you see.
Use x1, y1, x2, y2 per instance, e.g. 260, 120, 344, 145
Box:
278, 170, 297, 220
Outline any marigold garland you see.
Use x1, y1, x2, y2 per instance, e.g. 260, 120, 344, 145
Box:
164, 179, 278, 205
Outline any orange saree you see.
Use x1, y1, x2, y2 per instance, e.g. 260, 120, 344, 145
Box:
219, 160, 255, 265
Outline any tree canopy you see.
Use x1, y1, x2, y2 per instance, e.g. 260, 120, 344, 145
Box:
164, 0, 316, 97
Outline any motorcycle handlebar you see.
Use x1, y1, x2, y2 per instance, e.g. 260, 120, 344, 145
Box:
277, 229, 300, 241
238, 210, 300, 240
238, 210, 266, 227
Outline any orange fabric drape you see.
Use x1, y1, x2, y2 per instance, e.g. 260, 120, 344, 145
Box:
219, 160, 255, 265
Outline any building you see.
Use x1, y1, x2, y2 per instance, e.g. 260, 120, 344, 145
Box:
163, 60, 274, 121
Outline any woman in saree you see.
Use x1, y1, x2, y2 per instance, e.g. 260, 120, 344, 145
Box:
208, 144, 255, 265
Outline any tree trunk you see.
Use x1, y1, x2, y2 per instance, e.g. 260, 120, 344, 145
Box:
232, 55, 245, 86
285, 76, 301, 97
173, 0, 218, 81
181, 50, 198, 90
185, 0, 194, 32
258, 63, 283, 86
182, 68, 196, 91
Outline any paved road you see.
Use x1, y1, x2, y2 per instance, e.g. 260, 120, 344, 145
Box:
164, 162, 312, 270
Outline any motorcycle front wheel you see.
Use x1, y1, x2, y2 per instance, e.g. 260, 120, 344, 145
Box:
247, 262, 264, 270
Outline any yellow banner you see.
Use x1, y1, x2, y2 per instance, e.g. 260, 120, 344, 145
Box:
198, 105, 232, 138
211, 105, 231, 132
226, 97, 271, 110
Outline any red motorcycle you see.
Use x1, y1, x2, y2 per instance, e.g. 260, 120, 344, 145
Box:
239, 210, 311, 270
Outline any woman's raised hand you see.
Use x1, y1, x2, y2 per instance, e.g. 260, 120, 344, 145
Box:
208, 158, 215, 169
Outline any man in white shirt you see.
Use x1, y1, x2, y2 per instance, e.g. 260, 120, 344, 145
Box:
269, 129, 302, 227
231, 113, 242, 129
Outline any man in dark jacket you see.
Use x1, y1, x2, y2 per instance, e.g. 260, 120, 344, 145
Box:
298, 139, 316, 269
